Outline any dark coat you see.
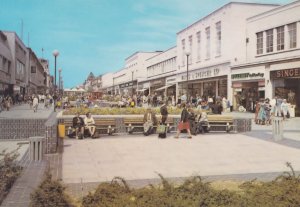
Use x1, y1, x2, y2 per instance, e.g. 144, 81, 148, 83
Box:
181, 108, 189, 122
73, 116, 84, 128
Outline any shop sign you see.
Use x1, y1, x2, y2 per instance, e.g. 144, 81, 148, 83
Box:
166, 76, 177, 84
232, 82, 242, 88
270, 68, 300, 79
231, 73, 264, 80
13, 85, 20, 91
150, 78, 165, 86
143, 82, 150, 88
120, 82, 133, 88
179, 67, 223, 82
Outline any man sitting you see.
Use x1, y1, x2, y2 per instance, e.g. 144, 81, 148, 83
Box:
72, 112, 84, 139
143, 107, 157, 136
84, 112, 96, 137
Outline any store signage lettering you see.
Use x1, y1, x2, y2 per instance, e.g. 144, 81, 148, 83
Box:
166, 78, 176, 83
120, 82, 133, 88
271, 68, 300, 79
181, 68, 220, 81
231, 73, 264, 79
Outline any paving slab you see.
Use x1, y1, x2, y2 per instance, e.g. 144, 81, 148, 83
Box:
62, 128, 300, 184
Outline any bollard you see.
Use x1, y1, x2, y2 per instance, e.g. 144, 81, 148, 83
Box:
272, 117, 283, 141
29, 136, 45, 161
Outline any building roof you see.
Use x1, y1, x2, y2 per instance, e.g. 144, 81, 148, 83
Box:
177, 1, 279, 35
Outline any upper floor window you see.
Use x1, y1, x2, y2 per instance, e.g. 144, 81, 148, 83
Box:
205, 27, 210, 59
196, 31, 201, 61
288, 23, 297, 49
276, 26, 285, 51
266, 29, 273, 53
181, 39, 185, 66
215, 21, 221, 56
188, 35, 193, 63
256, 32, 263, 55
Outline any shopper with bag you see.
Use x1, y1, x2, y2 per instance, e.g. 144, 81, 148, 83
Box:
143, 107, 157, 136
174, 103, 192, 139
158, 101, 168, 138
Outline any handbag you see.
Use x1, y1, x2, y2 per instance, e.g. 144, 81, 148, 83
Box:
156, 124, 166, 134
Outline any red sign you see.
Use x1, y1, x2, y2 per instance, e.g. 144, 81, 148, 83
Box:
270, 68, 300, 79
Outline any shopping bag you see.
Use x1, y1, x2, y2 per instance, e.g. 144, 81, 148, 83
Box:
156, 124, 166, 134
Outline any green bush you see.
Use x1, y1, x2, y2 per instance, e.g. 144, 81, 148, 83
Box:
0, 150, 22, 205
30, 171, 75, 207
81, 164, 300, 207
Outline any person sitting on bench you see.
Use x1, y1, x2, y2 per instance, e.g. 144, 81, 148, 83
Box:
73, 112, 84, 139
143, 107, 157, 136
84, 112, 95, 137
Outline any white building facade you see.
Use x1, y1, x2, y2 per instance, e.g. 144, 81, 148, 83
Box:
231, 0, 300, 115
176, 2, 278, 103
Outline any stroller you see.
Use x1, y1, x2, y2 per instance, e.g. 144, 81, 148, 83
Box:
195, 112, 209, 134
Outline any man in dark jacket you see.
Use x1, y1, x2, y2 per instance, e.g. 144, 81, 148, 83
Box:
72, 112, 84, 139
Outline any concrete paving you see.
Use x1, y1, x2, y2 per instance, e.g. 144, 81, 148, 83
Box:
0, 104, 54, 119
62, 116, 300, 184
0, 140, 29, 162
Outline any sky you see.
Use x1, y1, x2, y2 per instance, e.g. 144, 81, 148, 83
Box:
0, 0, 293, 88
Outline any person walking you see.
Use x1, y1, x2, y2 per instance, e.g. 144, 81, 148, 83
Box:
32, 95, 39, 113
158, 101, 168, 138
174, 103, 192, 139
281, 99, 289, 120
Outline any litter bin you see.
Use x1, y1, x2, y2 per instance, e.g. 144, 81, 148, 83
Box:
272, 116, 283, 141
29, 136, 45, 161
58, 123, 65, 138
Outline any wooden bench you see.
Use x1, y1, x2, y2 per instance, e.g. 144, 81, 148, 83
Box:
124, 116, 175, 134
203, 115, 236, 133
59, 117, 116, 136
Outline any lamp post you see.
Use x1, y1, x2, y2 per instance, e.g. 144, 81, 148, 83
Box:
131, 71, 134, 97
52, 49, 59, 111
59, 68, 62, 95
185, 51, 190, 103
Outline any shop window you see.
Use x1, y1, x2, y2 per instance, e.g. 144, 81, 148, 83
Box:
276, 26, 284, 51
266, 29, 273, 53
256, 32, 263, 54
31, 66, 36, 73
288, 23, 297, 49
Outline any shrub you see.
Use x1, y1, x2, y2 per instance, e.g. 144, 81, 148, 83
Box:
0, 149, 22, 205
30, 171, 75, 207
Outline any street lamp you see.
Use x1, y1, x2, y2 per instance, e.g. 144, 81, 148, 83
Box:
131, 71, 134, 96
59, 68, 62, 95
185, 51, 191, 103
52, 49, 59, 111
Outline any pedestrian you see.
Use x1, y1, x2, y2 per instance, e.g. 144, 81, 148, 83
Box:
143, 107, 157, 136
174, 103, 192, 139
158, 101, 168, 138
281, 99, 289, 120
264, 98, 272, 125
33, 95, 39, 112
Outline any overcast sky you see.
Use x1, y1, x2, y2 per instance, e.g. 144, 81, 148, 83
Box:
0, 0, 293, 88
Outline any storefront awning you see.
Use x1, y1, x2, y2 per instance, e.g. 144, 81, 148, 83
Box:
155, 84, 175, 91
137, 88, 148, 92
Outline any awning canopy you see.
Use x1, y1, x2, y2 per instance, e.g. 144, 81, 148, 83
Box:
137, 88, 148, 92
155, 84, 175, 91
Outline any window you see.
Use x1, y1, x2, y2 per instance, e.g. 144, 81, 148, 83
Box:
215, 21, 221, 56
16, 60, 25, 80
196, 31, 201, 61
277, 26, 285, 51
182, 39, 185, 66
266, 29, 273, 53
256, 32, 263, 55
205, 27, 210, 59
31, 66, 36, 73
288, 23, 297, 49
188, 35, 193, 63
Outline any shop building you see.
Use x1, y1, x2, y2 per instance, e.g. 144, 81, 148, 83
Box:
176, 2, 278, 102
143, 46, 177, 99
3, 31, 28, 96
0, 31, 13, 96
232, 0, 300, 115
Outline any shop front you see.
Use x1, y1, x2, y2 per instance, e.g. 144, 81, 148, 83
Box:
150, 78, 165, 96
177, 63, 229, 101
0, 82, 12, 96
231, 71, 265, 112
119, 80, 137, 96
270, 68, 300, 116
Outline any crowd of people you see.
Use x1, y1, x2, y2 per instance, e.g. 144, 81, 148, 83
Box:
254, 96, 291, 125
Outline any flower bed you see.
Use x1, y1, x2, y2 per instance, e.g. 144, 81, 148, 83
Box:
0, 150, 22, 205
63, 107, 184, 115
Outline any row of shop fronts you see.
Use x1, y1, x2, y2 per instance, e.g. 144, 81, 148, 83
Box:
102, 60, 300, 117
